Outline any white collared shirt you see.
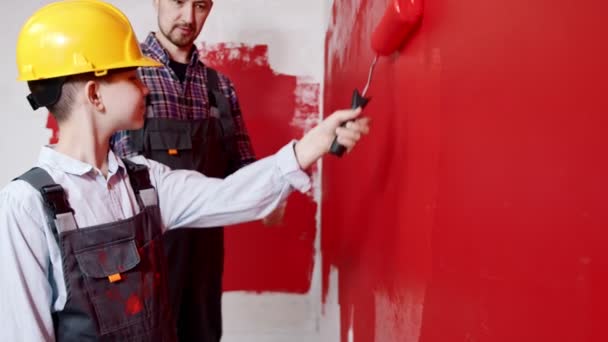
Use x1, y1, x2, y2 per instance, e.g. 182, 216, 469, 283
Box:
0, 142, 310, 341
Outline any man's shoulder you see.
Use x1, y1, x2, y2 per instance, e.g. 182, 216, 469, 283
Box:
138, 40, 166, 70
139, 34, 157, 54
200, 64, 236, 95
139, 40, 155, 56
204, 65, 232, 83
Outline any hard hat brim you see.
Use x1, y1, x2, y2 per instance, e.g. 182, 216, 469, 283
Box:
104, 55, 165, 72
131, 56, 164, 68
17, 56, 163, 81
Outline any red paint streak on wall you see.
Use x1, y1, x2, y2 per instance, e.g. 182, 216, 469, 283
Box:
45, 44, 319, 293
46, 114, 59, 144
201, 44, 318, 293
324, 0, 608, 341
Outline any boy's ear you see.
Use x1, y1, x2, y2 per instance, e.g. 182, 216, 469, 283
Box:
85, 80, 104, 111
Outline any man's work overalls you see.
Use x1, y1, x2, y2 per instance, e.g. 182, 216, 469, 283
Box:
127, 68, 240, 342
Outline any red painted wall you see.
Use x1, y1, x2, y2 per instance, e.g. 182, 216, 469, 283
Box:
201, 44, 319, 293
323, 0, 608, 341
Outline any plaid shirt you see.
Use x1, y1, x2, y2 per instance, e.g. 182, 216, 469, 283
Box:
111, 33, 255, 167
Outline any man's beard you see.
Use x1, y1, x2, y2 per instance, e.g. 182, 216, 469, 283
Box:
160, 23, 195, 48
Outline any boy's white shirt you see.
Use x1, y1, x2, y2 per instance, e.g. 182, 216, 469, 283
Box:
0, 141, 310, 341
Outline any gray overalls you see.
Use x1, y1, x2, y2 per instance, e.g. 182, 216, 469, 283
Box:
126, 68, 239, 341
17, 161, 176, 341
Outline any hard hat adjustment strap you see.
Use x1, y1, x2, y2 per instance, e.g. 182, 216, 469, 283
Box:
26, 77, 67, 111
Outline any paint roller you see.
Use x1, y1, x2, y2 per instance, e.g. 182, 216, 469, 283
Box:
330, 0, 424, 156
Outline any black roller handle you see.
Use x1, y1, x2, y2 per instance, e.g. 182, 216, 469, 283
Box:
329, 89, 371, 157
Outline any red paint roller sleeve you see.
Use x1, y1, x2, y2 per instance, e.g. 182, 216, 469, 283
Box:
371, 0, 424, 56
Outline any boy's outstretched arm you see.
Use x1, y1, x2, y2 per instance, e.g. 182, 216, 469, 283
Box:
149, 107, 370, 230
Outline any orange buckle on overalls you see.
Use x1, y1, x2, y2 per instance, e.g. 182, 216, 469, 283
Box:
168, 149, 178, 156
108, 273, 122, 283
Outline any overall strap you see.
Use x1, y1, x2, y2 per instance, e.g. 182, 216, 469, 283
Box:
122, 159, 158, 209
206, 68, 237, 139
14, 167, 77, 239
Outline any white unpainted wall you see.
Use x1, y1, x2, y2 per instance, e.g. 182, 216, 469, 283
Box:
0, 1, 342, 341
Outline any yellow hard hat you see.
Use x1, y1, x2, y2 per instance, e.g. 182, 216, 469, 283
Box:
16, 0, 161, 81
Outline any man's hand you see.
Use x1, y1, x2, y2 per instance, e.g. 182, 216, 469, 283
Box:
294, 107, 370, 169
